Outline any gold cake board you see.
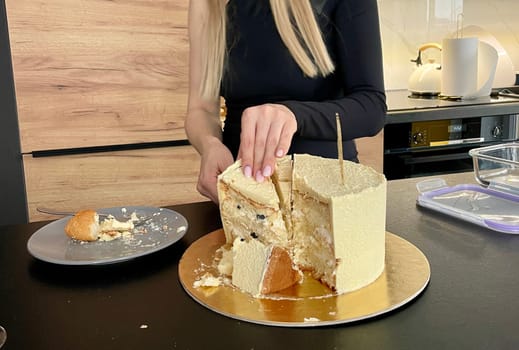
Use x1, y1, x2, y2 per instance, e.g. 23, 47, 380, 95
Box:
179, 229, 430, 327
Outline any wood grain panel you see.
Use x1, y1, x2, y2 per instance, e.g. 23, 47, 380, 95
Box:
6, 0, 189, 152
24, 146, 208, 222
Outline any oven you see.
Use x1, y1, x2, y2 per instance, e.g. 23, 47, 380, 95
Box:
383, 90, 519, 180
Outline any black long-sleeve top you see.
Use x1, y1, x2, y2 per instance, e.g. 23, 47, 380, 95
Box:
221, 0, 386, 161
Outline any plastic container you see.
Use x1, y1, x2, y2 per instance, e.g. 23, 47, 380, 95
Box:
469, 142, 519, 195
417, 142, 519, 234
417, 178, 519, 234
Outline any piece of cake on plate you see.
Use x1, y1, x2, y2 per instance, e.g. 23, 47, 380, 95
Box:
64, 209, 137, 242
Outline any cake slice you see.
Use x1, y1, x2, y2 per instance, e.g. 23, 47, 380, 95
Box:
98, 215, 135, 241
217, 159, 289, 246
64, 210, 136, 242
272, 156, 293, 235
232, 238, 301, 296
64, 209, 100, 241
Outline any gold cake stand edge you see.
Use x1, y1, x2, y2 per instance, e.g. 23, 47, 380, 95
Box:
179, 229, 430, 327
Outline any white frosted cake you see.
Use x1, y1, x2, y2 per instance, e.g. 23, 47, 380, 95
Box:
217, 154, 387, 297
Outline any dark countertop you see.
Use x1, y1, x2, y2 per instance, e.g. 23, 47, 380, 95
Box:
386, 89, 519, 124
1, 172, 519, 350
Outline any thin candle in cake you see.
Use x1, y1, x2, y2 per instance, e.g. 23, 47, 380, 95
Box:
336, 113, 345, 185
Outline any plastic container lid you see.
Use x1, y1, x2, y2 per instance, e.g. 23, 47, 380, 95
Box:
417, 178, 519, 234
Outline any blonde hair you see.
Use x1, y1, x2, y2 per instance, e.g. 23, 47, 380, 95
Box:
200, 0, 335, 100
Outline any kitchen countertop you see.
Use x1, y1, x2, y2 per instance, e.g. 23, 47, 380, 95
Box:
386, 88, 519, 123
1, 172, 519, 349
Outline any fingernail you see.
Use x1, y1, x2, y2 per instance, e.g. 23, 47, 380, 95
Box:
255, 170, 265, 182
262, 165, 272, 177
275, 149, 284, 157
244, 165, 252, 178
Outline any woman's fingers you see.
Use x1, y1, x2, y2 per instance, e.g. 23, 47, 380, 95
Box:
238, 104, 296, 182
238, 111, 256, 178
276, 120, 296, 159
251, 115, 270, 182
197, 143, 234, 203
196, 181, 218, 203
260, 120, 284, 180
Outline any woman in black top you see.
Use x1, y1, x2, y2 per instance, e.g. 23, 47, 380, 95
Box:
186, 0, 386, 203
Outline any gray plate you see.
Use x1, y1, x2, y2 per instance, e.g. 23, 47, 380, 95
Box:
27, 206, 188, 265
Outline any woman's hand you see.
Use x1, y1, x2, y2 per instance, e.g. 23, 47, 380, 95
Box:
238, 103, 297, 182
197, 139, 234, 203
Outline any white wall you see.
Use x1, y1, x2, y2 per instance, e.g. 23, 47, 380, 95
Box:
379, 0, 519, 90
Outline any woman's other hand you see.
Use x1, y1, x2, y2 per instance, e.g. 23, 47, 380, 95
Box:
238, 103, 297, 182
197, 139, 234, 203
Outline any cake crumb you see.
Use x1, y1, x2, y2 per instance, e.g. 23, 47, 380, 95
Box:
193, 273, 222, 288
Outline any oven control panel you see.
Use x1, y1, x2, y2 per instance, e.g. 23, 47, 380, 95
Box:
409, 116, 516, 148
383, 114, 518, 180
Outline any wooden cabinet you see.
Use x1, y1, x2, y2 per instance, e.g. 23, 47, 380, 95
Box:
5, 0, 382, 222
6, 0, 190, 151
24, 146, 205, 222
5, 0, 206, 222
